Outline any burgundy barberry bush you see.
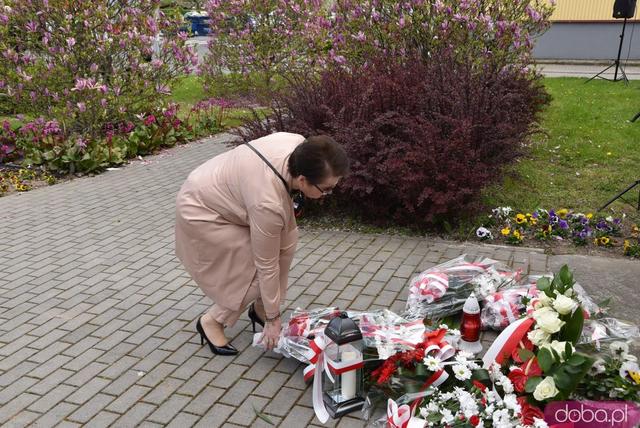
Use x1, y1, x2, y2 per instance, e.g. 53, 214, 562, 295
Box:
237, 54, 549, 228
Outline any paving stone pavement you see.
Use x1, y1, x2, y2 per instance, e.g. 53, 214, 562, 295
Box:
1, 134, 639, 428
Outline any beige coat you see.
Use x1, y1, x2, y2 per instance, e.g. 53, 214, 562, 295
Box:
175, 132, 304, 318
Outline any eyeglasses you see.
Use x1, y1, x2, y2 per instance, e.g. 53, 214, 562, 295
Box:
313, 184, 334, 196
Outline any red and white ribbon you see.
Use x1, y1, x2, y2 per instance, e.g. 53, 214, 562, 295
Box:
420, 329, 455, 390
387, 399, 411, 428
482, 317, 535, 368
409, 262, 490, 303
360, 317, 425, 348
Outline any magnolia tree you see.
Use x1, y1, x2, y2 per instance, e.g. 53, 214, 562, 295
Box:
322, 0, 555, 69
200, 0, 327, 97
0, 0, 198, 139
201, 0, 555, 97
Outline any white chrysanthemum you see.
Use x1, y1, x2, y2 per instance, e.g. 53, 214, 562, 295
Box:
440, 408, 455, 425
453, 364, 472, 381
503, 394, 520, 412
427, 401, 440, 413
492, 408, 511, 426
424, 355, 443, 371
466, 360, 481, 370
611, 341, 630, 355
533, 418, 549, 428
497, 376, 514, 394
485, 390, 501, 404
489, 363, 502, 378
440, 392, 455, 401
459, 392, 479, 418
458, 350, 474, 360
455, 354, 468, 364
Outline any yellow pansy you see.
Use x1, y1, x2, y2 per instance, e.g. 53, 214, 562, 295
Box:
515, 214, 527, 224
586, 213, 593, 219
501, 227, 511, 236
557, 209, 568, 218
624, 240, 631, 251
599, 236, 610, 246
593, 238, 599, 246
530, 217, 538, 226
513, 230, 522, 240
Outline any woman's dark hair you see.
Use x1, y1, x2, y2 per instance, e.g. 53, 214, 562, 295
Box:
288, 135, 349, 184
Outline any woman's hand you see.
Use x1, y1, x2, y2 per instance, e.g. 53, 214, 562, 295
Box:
261, 318, 282, 351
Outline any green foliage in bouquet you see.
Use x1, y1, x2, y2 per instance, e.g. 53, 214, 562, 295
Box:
573, 341, 640, 402
524, 342, 593, 402
535, 265, 584, 344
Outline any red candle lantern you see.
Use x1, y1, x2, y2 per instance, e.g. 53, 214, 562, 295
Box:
459, 292, 483, 355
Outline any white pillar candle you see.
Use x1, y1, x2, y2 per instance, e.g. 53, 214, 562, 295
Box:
340, 349, 357, 400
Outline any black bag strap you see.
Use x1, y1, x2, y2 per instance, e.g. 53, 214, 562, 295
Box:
245, 142, 290, 193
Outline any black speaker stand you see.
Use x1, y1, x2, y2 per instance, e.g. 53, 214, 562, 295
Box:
586, 18, 630, 84
599, 180, 640, 211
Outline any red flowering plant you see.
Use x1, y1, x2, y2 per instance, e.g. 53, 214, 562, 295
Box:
368, 327, 489, 403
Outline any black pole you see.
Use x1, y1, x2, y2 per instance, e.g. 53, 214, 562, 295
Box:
614, 18, 628, 81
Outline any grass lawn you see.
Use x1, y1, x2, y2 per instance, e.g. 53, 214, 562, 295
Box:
170, 74, 260, 128
481, 77, 640, 223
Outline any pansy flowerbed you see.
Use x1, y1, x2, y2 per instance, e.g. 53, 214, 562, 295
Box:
476, 207, 640, 259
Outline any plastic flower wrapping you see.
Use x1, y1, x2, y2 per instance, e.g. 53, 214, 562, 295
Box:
251, 308, 428, 364
405, 255, 521, 320
480, 274, 602, 332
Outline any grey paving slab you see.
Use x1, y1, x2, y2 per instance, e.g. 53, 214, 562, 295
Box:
1, 133, 639, 427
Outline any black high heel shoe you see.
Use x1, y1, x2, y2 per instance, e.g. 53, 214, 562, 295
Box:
196, 317, 238, 356
248, 303, 265, 332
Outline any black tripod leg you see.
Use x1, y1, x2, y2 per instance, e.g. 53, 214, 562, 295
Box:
599, 181, 640, 211
632, 112, 640, 122
586, 63, 615, 83
619, 66, 629, 84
